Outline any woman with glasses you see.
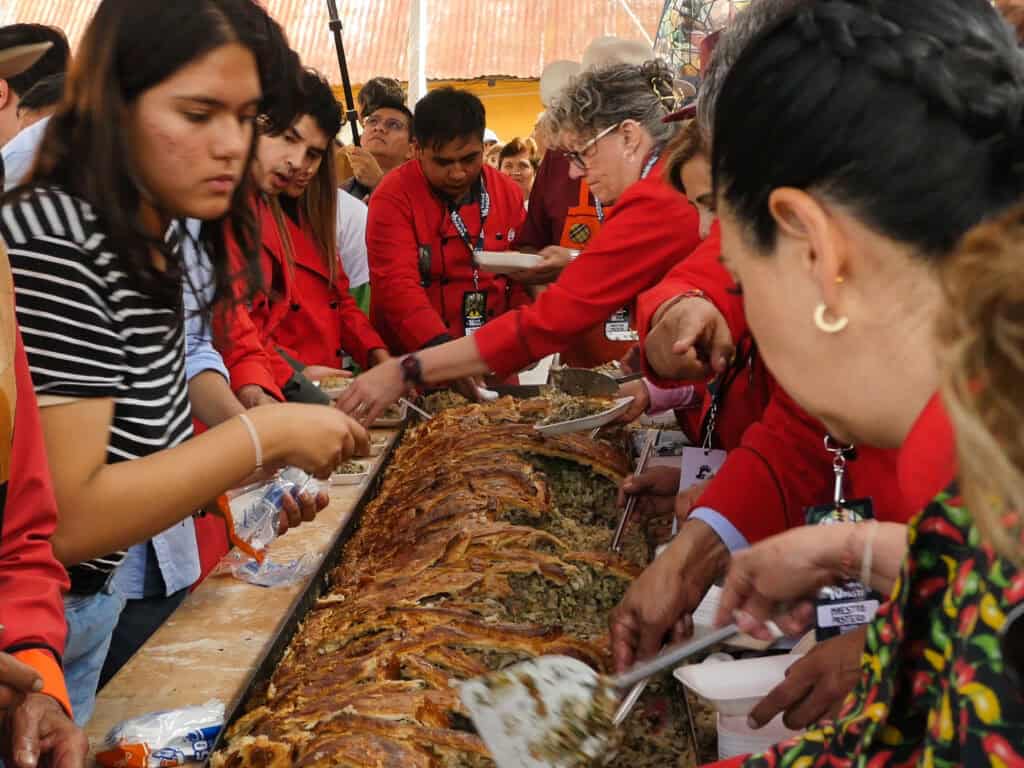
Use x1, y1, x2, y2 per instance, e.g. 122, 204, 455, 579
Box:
659, 0, 1024, 764
342, 98, 414, 203
337, 60, 704, 420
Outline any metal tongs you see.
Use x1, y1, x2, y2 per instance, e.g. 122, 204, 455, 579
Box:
610, 429, 659, 553
607, 428, 699, 744
459, 625, 740, 768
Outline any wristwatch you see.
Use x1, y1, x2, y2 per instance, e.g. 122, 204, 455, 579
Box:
400, 354, 425, 387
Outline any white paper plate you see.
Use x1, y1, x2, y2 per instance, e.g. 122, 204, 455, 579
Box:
476, 250, 541, 273
692, 585, 782, 651
373, 402, 408, 428
330, 461, 370, 486
674, 654, 803, 717
330, 472, 369, 486
314, 378, 353, 400
533, 396, 634, 437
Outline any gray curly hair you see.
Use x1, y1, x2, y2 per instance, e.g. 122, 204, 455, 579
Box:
547, 59, 679, 146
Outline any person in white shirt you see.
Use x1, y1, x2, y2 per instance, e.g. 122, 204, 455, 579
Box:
336, 188, 370, 315
3, 73, 63, 191
0, 23, 68, 185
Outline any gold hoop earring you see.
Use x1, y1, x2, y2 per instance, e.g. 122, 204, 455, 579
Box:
814, 303, 849, 334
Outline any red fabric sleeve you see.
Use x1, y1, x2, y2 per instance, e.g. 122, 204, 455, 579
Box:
516, 151, 559, 250
636, 222, 748, 386
332, 264, 386, 368
214, 302, 285, 398
367, 184, 450, 351
695, 384, 835, 543
474, 171, 702, 377
0, 331, 70, 669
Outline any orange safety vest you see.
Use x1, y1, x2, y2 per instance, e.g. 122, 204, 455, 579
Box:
559, 181, 637, 369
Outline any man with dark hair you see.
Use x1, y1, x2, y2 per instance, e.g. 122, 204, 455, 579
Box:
2, 72, 64, 191
343, 96, 413, 202
214, 69, 386, 410
0, 24, 69, 148
357, 75, 405, 116
16, 72, 63, 127
366, 87, 530, 362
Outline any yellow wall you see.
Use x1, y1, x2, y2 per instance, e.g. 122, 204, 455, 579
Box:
335, 78, 545, 146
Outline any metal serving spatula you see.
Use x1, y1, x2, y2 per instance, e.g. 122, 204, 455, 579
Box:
551, 367, 643, 397
459, 625, 739, 768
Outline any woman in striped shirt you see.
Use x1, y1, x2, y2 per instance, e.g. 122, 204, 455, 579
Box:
0, 0, 368, 723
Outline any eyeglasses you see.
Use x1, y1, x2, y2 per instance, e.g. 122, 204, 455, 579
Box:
563, 122, 622, 171
1001, 601, 1024, 689
363, 114, 409, 133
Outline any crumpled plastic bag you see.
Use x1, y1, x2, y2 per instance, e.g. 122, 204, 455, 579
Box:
96, 700, 224, 767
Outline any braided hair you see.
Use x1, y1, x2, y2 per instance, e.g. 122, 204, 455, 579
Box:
712, 0, 1024, 258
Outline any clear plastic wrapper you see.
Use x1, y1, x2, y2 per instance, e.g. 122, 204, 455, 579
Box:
216, 468, 320, 564
96, 700, 224, 767
215, 550, 316, 587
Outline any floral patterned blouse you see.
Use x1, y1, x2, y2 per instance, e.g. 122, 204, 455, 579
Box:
743, 489, 1024, 768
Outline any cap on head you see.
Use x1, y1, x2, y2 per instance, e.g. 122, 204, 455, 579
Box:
540, 60, 581, 107
580, 35, 654, 70
0, 41, 52, 80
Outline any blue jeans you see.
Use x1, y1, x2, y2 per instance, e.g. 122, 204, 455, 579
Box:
63, 584, 125, 725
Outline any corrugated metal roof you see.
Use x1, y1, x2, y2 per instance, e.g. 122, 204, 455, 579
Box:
1, 0, 664, 83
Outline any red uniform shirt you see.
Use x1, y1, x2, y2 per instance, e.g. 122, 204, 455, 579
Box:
474, 158, 703, 378
518, 151, 633, 368
367, 161, 530, 353
636, 221, 950, 541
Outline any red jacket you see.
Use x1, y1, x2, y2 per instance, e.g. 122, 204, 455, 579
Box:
367, 161, 530, 353
517, 151, 631, 368
1, 329, 71, 715
636, 221, 950, 541
217, 197, 385, 394
272, 214, 386, 371
474, 158, 703, 378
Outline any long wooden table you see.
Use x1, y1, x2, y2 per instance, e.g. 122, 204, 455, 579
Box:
85, 429, 399, 762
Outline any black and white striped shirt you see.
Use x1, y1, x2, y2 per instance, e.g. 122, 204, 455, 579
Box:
1, 187, 193, 593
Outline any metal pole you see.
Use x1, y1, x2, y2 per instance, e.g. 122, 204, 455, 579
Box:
325, 0, 361, 146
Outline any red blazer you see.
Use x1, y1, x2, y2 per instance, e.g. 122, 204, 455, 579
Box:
635, 221, 951, 542
474, 158, 703, 378
272, 215, 385, 371
367, 161, 530, 353
217, 197, 385, 394
2, 330, 71, 714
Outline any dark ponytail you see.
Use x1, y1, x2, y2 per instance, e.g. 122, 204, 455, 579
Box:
712, 0, 1024, 259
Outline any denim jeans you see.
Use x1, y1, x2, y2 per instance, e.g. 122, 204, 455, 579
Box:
63, 583, 126, 725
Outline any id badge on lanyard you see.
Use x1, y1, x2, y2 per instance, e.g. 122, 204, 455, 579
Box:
605, 306, 639, 342
805, 437, 879, 641
450, 179, 491, 335
665, 380, 728, 549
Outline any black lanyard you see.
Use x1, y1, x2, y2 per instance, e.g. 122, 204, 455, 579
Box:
594, 148, 661, 225
700, 336, 756, 450
449, 177, 490, 290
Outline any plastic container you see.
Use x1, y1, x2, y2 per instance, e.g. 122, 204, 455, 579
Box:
673, 653, 803, 717
717, 712, 799, 760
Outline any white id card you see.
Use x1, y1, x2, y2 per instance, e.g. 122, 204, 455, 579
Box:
679, 446, 728, 491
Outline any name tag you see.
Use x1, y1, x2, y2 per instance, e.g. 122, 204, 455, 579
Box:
679, 447, 727, 491
605, 307, 638, 342
816, 598, 880, 631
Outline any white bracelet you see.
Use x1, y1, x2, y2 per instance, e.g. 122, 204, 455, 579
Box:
238, 413, 263, 472
860, 520, 880, 587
